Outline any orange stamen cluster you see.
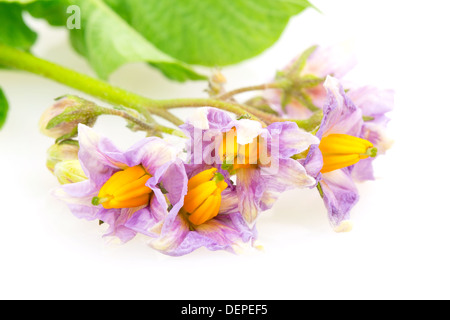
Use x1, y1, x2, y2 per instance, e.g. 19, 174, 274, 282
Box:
93, 165, 152, 209
219, 128, 260, 169
319, 134, 376, 173
183, 168, 228, 225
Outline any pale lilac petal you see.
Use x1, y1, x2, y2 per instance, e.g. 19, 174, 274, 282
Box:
320, 169, 359, 229
267, 121, 319, 158
98, 206, 155, 243
347, 86, 394, 126
219, 188, 239, 215
125, 137, 179, 176
124, 199, 164, 238
236, 159, 315, 223
259, 158, 316, 211
158, 160, 189, 227
300, 145, 323, 181
77, 125, 127, 186
186, 107, 233, 130
181, 108, 233, 164
157, 212, 255, 256
351, 158, 375, 182
147, 214, 191, 256
361, 123, 393, 155
195, 213, 254, 250
302, 43, 357, 79
56, 180, 99, 220
236, 168, 263, 224
317, 76, 363, 139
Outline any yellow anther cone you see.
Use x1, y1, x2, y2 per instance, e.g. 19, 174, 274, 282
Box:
319, 133, 376, 173
182, 169, 229, 226
94, 165, 152, 209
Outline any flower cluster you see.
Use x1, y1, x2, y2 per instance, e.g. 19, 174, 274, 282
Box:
42, 44, 393, 256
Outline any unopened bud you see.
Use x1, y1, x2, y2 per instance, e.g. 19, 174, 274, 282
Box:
207, 69, 227, 97
39, 95, 99, 139
54, 160, 87, 185
46, 141, 79, 173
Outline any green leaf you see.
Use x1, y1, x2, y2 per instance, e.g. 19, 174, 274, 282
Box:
25, 0, 70, 26
63, 0, 206, 82
104, 0, 314, 66
0, 2, 37, 50
0, 88, 9, 130
0, 0, 37, 4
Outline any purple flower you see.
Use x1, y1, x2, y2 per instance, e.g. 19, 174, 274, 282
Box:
56, 124, 182, 243
347, 86, 394, 181
130, 164, 256, 256
182, 108, 319, 225
301, 76, 391, 231
56, 125, 255, 256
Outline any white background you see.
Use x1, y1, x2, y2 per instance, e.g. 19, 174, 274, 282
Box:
1, 0, 449, 299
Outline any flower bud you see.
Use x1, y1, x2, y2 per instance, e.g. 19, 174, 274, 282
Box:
39, 95, 99, 139
46, 141, 80, 173
53, 160, 87, 185
207, 69, 227, 97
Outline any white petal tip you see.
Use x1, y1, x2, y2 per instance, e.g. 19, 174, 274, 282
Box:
187, 107, 210, 130
324, 75, 340, 89
334, 220, 353, 233
252, 240, 265, 252
235, 119, 263, 145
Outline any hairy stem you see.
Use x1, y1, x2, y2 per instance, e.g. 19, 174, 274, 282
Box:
217, 82, 286, 100
98, 107, 186, 137
0, 44, 183, 125
154, 98, 264, 123
0, 44, 320, 132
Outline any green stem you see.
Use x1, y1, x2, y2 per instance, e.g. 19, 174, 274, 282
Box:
154, 98, 264, 124
98, 107, 185, 137
217, 82, 286, 100
0, 44, 320, 132
0, 44, 183, 126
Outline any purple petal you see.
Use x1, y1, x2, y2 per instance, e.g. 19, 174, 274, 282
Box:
267, 121, 319, 158
300, 145, 323, 182
303, 43, 357, 79
320, 168, 359, 229
259, 158, 316, 211
181, 108, 233, 165
347, 86, 394, 125
236, 159, 316, 224
56, 180, 100, 220
219, 188, 239, 214
125, 137, 179, 175
147, 214, 191, 256
154, 212, 255, 256
317, 77, 363, 139
77, 125, 127, 187
124, 200, 164, 238
351, 158, 375, 182
236, 168, 263, 224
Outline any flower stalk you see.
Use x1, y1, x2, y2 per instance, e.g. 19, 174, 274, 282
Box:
0, 44, 320, 133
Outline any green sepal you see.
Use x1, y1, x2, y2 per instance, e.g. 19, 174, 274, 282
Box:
317, 182, 324, 198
